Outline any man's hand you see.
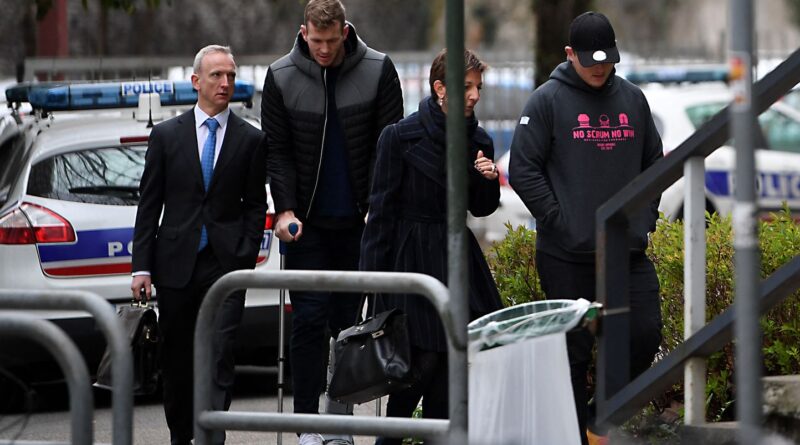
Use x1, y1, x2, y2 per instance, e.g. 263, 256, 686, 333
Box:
275, 210, 303, 242
131, 275, 152, 302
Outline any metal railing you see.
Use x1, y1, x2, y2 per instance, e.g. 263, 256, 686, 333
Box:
0, 290, 133, 445
0, 313, 92, 445
595, 46, 800, 427
193, 270, 463, 445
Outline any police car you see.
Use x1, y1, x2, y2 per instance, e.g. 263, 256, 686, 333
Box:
0, 80, 284, 385
634, 72, 800, 219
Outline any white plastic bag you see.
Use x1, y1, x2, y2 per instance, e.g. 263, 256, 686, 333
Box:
469, 332, 581, 445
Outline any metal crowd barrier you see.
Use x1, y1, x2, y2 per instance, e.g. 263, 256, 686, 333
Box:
194, 270, 465, 445
0, 290, 133, 445
0, 313, 92, 445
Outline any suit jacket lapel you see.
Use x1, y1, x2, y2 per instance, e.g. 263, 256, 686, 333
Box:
208, 111, 244, 191
176, 110, 205, 190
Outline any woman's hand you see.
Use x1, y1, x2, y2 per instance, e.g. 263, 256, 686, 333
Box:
474, 150, 498, 180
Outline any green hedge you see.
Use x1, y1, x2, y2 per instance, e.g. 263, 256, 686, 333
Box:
486, 208, 800, 423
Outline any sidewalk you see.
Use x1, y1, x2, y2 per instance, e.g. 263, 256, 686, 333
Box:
3, 376, 650, 444
7, 393, 386, 445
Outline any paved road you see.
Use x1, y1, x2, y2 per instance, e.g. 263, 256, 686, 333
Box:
0, 372, 652, 444
0, 373, 385, 445
4, 396, 384, 444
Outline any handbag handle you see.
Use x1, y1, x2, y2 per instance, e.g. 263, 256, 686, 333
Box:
131, 297, 151, 309
355, 293, 378, 325
133, 288, 151, 308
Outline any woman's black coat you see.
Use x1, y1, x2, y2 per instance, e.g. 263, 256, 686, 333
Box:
360, 96, 503, 352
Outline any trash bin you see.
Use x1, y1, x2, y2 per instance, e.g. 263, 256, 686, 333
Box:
467, 299, 601, 445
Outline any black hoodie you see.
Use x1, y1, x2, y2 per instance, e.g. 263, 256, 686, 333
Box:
508, 61, 663, 262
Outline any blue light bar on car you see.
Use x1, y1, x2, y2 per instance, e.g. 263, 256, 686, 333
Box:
6, 83, 64, 105
25, 80, 255, 112
625, 67, 729, 85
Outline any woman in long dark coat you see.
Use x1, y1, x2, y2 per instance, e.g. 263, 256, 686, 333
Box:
360, 49, 503, 444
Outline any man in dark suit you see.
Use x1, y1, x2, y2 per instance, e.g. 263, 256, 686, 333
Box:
131, 45, 267, 445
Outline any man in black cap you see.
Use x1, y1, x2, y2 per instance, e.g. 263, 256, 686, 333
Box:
508, 11, 664, 445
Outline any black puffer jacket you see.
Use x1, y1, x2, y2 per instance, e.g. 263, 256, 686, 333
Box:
261, 23, 404, 220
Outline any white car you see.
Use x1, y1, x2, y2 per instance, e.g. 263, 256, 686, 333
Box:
0, 81, 284, 385
641, 82, 800, 219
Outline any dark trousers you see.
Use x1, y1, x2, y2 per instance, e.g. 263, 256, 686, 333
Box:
376, 348, 449, 445
157, 247, 245, 445
535, 250, 662, 445
285, 224, 363, 415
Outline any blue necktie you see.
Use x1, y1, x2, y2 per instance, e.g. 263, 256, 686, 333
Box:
198, 117, 219, 251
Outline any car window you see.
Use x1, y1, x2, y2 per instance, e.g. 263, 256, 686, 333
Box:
685, 102, 727, 129
27, 145, 146, 205
758, 108, 800, 153
782, 89, 800, 111
0, 136, 16, 185
0, 135, 28, 207
685, 101, 798, 151
0, 137, 13, 207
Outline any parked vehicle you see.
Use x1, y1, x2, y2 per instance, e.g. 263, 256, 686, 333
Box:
0, 81, 286, 386
639, 80, 800, 219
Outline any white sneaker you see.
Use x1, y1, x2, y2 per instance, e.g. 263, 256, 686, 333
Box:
298, 433, 324, 445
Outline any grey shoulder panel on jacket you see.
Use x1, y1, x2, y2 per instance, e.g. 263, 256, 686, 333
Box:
269, 53, 295, 73
268, 46, 390, 113
334, 47, 389, 109
363, 47, 388, 61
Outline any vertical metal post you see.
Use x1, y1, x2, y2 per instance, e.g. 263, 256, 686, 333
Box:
277, 248, 287, 445
445, 0, 469, 439
276, 223, 296, 445
684, 158, 707, 425
729, 0, 762, 443
596, 216, 630, 415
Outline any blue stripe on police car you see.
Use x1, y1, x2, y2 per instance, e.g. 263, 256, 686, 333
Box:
38, 227, 134, 262
705, 170, 800, 200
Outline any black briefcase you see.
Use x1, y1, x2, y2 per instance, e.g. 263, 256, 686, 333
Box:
94, 301, 161, 395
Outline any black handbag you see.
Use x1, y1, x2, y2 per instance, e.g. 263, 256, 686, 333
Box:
94, 301, 161, 395
328, 298, 414, 404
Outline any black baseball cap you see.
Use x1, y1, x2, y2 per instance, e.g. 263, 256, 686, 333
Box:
569, 11, 620, 67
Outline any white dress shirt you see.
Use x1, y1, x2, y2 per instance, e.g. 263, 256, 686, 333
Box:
194, 105, 230, 168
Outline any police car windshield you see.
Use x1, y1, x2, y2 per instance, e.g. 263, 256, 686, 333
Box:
27, 145, 146, 206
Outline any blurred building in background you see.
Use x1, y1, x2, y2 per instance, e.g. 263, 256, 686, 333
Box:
2, 0, 799, 80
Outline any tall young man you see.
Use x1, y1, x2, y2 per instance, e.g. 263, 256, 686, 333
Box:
261, 1, 403, 444
509, 11, 664, 445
